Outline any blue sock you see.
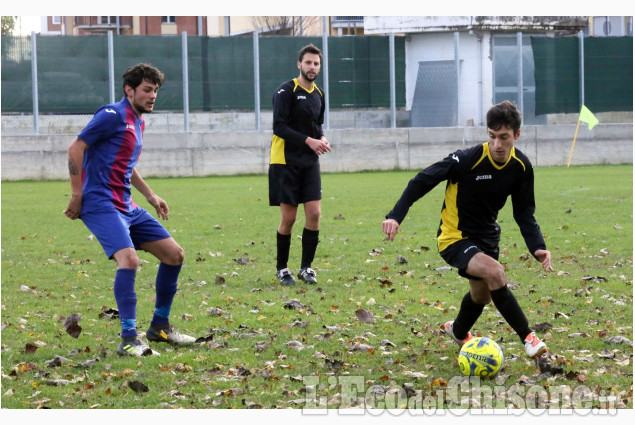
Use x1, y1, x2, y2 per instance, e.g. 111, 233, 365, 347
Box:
151, 263, 181, 327
114, 268, 137, 339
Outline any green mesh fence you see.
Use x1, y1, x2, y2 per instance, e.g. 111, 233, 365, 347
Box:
1, 34, 406, 115
532, 35, 633, 115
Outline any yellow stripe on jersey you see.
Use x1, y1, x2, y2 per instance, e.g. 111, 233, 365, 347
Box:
293, 78, 321, 95
471, 143, 489, 170
270, 134, 286, 164
437, 181, 466, 252
509, 150, 526, 171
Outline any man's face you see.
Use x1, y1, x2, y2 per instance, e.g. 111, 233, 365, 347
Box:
487, 125, 520, 163
297, 53, 321, 82
126, 79, 159, 115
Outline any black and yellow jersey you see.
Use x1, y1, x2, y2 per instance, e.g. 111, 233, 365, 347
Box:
270, 78, 325, 166
386, 142, 546, 256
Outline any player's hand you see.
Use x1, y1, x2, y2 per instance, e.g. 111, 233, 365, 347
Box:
148, 195, 169, 220
534, 249, 554, 272
306, 137, 331, 155
63, 194, 82, 220
382, 218, 399, 241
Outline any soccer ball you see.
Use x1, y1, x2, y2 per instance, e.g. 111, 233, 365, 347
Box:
458, 337, 504, 379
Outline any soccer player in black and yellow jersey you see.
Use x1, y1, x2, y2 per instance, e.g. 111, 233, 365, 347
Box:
269, 44, 331, 286
382, 101, 553, 358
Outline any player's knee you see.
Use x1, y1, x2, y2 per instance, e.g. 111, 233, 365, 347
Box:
304, 207, 321, 225
167, 246, 185, 266
484, 262, 506, 289
115, 249, 139, 269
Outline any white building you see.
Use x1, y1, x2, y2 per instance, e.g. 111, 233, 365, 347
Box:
364, 16, 589, 126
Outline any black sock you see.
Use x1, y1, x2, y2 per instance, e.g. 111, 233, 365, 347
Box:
490, 285, 531, 342
452, 292, 485, 340
276, 231, 291, 270
300, 228, 319, 269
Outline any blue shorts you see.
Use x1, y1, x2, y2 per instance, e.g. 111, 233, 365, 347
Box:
81, 207, 171, 259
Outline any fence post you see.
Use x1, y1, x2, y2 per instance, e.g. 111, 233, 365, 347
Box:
30, 32, 39, 135
253, 31, 261, 131
322, 16, 330, 129
578, 30, 585, 108
182, 31, 189, 132
454, 31, 460, 126
108, 31, 115, 104
389, 32, 396, 129
517, 32, 524, 113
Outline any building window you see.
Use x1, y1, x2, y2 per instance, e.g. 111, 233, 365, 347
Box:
99, 16, 117, 25
492, 34, 546, 125
52, 16, 61, 25
161, 16, 176, 24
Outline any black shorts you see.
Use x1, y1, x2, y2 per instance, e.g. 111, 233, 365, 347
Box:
439, 238, 499, 280
268, 163, 321, 206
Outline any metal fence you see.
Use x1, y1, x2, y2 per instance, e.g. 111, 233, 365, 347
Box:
1, 30, 631, 135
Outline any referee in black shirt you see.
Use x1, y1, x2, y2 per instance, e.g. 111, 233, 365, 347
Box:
382, 101, 553, 359
269, 44, 331, 286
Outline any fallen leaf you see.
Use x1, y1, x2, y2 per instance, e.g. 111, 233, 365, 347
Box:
533, 322, 553, 331
577, 374, 589, 383
325, 358, 344, 371
581, 276, 607, 283
233, 258, 249, 265
355, 309, 373, 323
284, 300, 304, 310
535, 353, 564, 375
605, 335, 631, 344
127, 380, 149, 393
98, 308, 119, 320
63, 313, 82, 339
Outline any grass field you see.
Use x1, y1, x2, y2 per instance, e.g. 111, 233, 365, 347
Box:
1, 164, 632, 411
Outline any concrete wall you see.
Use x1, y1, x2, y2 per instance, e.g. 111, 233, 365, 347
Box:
1, 124, 632, 181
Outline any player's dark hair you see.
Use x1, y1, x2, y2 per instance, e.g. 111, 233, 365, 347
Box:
486, 101, 522, 133
298, 44, 322, 64
122, 63, 165, 93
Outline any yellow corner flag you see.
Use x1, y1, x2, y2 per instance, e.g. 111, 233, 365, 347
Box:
568, 105, 600, 167
579, 105, 599, 130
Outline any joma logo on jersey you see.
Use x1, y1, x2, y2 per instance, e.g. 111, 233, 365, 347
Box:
475, 175, 492, 181
297, 95, 307, 100
126, 124, 135, 130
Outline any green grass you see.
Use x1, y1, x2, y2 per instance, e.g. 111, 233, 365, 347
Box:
1, 165, 632, 410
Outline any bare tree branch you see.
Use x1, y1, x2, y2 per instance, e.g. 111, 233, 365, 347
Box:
251, 16, 319, 36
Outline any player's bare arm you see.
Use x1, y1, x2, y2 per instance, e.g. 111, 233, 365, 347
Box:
131, 168, 169, 220
63, 137, 88, 220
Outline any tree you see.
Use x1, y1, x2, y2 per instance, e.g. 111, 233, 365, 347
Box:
2, 16, 17, 35
251, 16, 319, 36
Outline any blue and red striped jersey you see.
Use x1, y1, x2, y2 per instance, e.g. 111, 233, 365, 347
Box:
78, 97, 144, 214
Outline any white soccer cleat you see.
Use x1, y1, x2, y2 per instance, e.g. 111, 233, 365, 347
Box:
524, 331, 548, 358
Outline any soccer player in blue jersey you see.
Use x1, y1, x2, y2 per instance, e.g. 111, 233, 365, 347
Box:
269, 44, 331, 286
382, 101, 553, 359
63, 64, 195, 356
